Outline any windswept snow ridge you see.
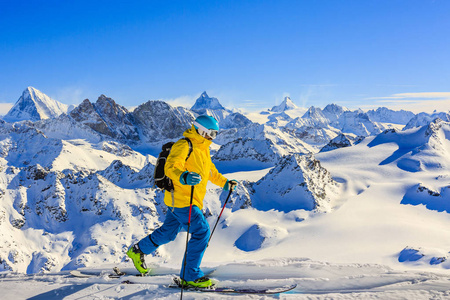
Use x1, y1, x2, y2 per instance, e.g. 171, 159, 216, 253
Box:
252, 153, 339, 212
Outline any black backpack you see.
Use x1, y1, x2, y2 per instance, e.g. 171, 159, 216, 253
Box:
153, 138, 193, 192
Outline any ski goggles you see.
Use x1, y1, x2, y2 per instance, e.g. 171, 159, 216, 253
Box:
193, 121, 218, 139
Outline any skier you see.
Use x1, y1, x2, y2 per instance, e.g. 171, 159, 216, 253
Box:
127, 115, 237, 288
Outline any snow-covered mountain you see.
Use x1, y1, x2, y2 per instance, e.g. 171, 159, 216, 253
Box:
1, 162, 161, 272
281, 104, 336, 142
214, 123, 315, 164
219, 111, 253, 129
214, 138, 279, 163
32, 113, 104, 143
301, 106, 330, 124
3, 87, 69, 122
338, 109, 385, 136
256, 97, 309, 127
403, 111, 450, 130
281, 104, 398, 148
252, 153, 340, 212
132, 100, 195, 141
319, 133, 365, 153
3, 88, 420, 151
0, 119, 155, 272
368, 118, 450, 172
190, 91, 253, 129
270, 96, 297, 112
366, 107, 415, 125
191, 91, 225, 111
266, 111, 293, 127
70, 95, 139, 142
314, 119, 450, 267
3, 89, 197, 146
284, 106, 340, 146
321, 103, 350, 124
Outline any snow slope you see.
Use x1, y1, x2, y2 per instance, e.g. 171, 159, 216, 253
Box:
1, 259, 450, 299
2, 121, 449, 299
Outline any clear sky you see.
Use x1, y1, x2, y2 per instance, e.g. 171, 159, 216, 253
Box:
1, 0, 449, 114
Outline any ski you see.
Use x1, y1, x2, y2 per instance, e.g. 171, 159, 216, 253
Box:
70, 266, 216, 280
70, 267, 131, 279
70, 267, 158, 279
169, 277, 297, 295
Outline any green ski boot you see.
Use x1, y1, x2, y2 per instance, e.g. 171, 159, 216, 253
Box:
126, 244, 150, 275
180, 276, 213, 288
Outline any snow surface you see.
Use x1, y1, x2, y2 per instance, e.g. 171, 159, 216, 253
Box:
2, 259, 450, 299
2, 121, 450, 298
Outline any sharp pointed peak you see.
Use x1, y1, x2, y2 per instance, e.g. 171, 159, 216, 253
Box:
191, 91, 225, 111
3, 87, 68, 122
284, 96, 293, 102
270, 96, 297, 112
97, 94, 112, 101
23, 86, 43, 97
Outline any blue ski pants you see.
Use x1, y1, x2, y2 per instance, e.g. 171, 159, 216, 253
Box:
137, 205, 210, 282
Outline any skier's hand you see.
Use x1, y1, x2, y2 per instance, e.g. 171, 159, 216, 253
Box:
180, 171, 202, 186
223, 179, 238, 191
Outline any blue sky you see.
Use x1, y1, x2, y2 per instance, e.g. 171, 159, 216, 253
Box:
1, 0, 449, 113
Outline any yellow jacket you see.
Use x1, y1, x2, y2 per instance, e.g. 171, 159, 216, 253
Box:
164, 126, 228, 209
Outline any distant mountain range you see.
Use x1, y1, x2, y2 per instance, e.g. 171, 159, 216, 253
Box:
2, 86, 450, 159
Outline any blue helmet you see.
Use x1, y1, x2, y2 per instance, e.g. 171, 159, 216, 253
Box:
193, 115, 219, 140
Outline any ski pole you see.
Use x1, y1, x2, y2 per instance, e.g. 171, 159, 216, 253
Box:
180, 185, 194, 300
208, 188, 233, 247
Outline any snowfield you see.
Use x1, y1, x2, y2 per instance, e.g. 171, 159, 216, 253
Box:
1, 259, 450, 299
0, 88, 449, 299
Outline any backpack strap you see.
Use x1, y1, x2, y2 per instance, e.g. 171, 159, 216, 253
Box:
182, 137, 193, 161
170, 137, 193, 212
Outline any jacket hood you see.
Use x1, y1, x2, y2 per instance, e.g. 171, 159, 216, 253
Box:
183, 125, 213, 148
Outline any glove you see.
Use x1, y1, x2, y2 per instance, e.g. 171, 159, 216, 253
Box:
223, 179, 238, 191
180, 171, 202, 186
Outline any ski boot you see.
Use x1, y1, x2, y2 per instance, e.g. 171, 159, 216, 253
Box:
126, 244, 150, 275
180, 276, 213, 288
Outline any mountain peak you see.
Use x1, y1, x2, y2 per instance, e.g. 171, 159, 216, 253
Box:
366, 107, 415, 125
25, 86, 39, 94
253, 153, 339, 212
3, 87, 69, 122
191, 92, 225, 111
323, 103, 346, 113
322, 103, 348, 122
270, 96, 297, 112
302, 106, 325, 118
96, 94, 118, 107
403, 111, 450, 131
